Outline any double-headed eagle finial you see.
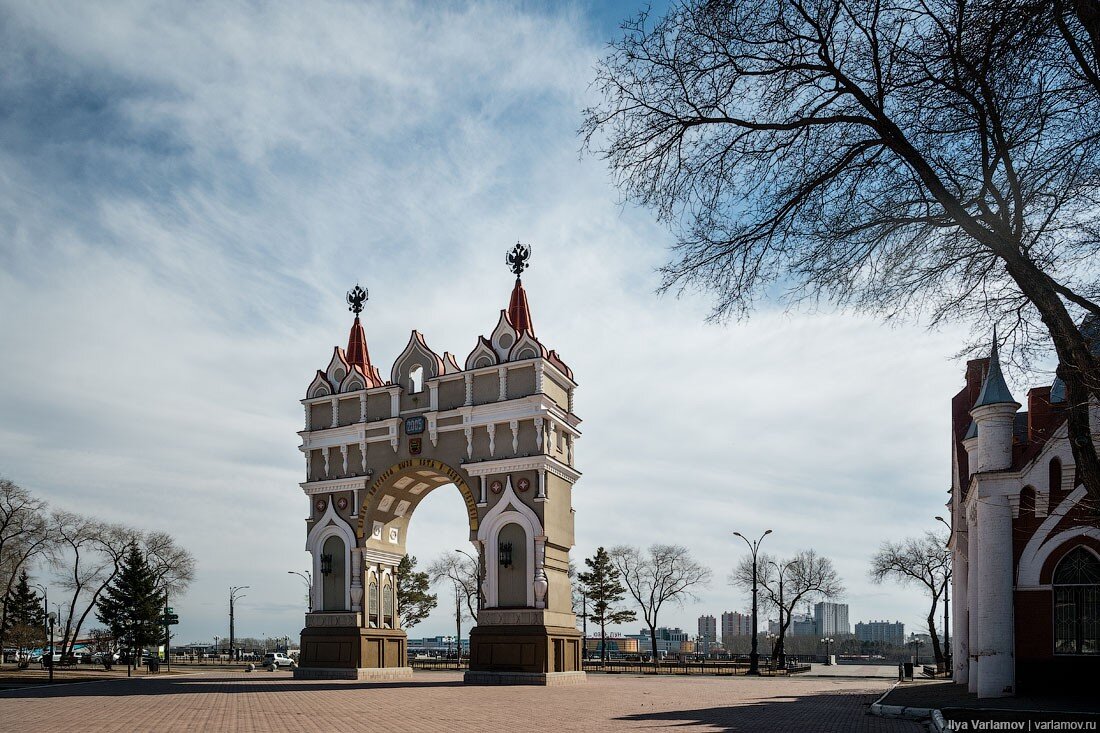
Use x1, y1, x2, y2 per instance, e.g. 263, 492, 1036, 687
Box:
347, 284, 368, 315
506, 241, 532, 277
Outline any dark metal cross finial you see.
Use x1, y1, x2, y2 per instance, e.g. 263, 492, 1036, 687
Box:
346, 284, 368, 315
506, 242, 532, 277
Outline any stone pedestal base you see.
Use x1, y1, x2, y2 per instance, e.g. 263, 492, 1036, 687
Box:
468, 622, 584, 678
464, 670, 586, 686
294, 666, 414, 681
298, 621, 407, 674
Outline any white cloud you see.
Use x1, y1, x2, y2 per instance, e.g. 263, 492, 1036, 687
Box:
0, 0, 978, 645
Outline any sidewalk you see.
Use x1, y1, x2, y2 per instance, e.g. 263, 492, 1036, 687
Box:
880, 680, 1100, 725
803, 663, 902, 678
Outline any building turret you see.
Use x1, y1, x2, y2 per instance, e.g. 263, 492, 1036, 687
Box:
967, 334, 1020, 473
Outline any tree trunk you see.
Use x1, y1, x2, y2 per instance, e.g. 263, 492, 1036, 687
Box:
600, 618, 608, 662
926, 602, 943, 671
648, 624, 658, 670
1002, 257, 1100, 505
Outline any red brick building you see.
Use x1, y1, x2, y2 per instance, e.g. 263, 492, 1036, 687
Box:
948, 327, 1100, 697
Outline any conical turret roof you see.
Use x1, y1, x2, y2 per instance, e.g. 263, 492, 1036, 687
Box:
974, 332, 1016, 407
507, 277, 534, 335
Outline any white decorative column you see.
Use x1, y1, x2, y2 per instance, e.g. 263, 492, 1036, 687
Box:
330, 397, 339, 428
340, 445, 348, 476
534, 416, 544, 450
464, 373, 473, 406
510, 420, 519, 454
350, 550, 363, 613
953, 542, 969, 685
967, 503, 980, 694
974, 494, 1015, 698
465, 427, 473, 458
487, 423, 496, 456
533, 536, 548, 609
498, 366, 508, 401
304, 403, 311, 431
322, 448, 330, 478
535, 469, 546, 502
359, 393, 367, 422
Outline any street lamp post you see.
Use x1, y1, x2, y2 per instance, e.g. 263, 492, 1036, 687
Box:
733, 529, 772, 675
46, 612, 56, 683
229, 586, 249, 662
821, 637, 834, 665
935, 515, 951, 675
32, 584, 47, 666
288, 570, 313, 613
213, 636, 219, 662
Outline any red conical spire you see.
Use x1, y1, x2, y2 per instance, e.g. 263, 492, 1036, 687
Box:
346, 316, 372, 372
508, 277, 534, 335
344, 283, 373, 376
505, 242, 534, 335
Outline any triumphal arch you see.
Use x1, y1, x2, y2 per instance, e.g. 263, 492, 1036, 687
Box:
294, 244, 584, 685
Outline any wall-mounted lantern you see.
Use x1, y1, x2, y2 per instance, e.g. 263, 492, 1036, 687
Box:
320, 553, 333, 576
498, 542, 513, 568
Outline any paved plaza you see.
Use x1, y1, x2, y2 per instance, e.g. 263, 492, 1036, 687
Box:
0, 670, 921, 733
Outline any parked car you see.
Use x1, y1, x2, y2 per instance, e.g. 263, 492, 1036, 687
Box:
262, 653, 294, 669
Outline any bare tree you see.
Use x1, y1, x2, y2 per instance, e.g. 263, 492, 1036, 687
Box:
870, 531, 951, 670
583, 0, 1100, 502
731, 549, 843, 666
428, 552, 479, 660
143, 531, 197, 597
609, 544, 712, 664
0, 478, 51, 653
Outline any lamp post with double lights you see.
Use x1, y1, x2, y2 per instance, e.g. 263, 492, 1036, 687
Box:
733, 529, 772, 675
288, 570, 313, 612
229, 586, 249, 662
935, 515, 952, 675
821, 637, 834, 666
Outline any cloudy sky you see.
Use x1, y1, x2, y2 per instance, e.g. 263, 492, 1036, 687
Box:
0, 0, 994, 645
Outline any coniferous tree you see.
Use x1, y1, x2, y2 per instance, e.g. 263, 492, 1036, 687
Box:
2, 570, 45, 659
577, 547, 636, 661
96, 544, 162, 673
396, 555, 437, 630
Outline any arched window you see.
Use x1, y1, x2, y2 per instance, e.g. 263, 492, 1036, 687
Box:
1050, 457, 1063, 495
368, 581, 379, 628
383, 580, 394, 627
1019, 487, 1036, 518
408, 365, 424, 394
321, 535, 347, 611
497, 522, 528, 608
1053, 547, 1100, 655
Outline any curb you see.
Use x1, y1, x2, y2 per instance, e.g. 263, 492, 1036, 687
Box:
868, 682, 941, 725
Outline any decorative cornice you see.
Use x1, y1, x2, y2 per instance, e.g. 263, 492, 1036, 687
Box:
463, 454, 581, 483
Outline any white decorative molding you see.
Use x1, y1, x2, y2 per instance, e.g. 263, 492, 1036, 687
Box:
510, 420, 519, 454
307, 372, 331, 399
429, 415, 438, 447
498, 366, 508, 402
534, 416, 543, 450
322, 448, 330, 477
487, 423, 496, 457
533, 536, 548, 609
361, 547, 405, 566
360, 441, 368, 473
463, 454, 581, 483
390, 330, 445, 385
372, 521, 383, 541
478, 476, 487, 507
388, 527, 400, 544
304, 404, 312, 431
359, 393, 367, 422
464, 372, 473, 406
330, 397, 339, 429
1017, 486, 1096, 586
305, 494, 356, 611
477, 477, 542, 608
465, 427, 473, 458
340, 445, 348, 476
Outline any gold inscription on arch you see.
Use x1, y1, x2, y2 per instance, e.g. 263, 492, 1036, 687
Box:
356, 458, 479, 538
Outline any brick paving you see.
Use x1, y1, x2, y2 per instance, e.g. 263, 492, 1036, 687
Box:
0, 669, 922, 732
